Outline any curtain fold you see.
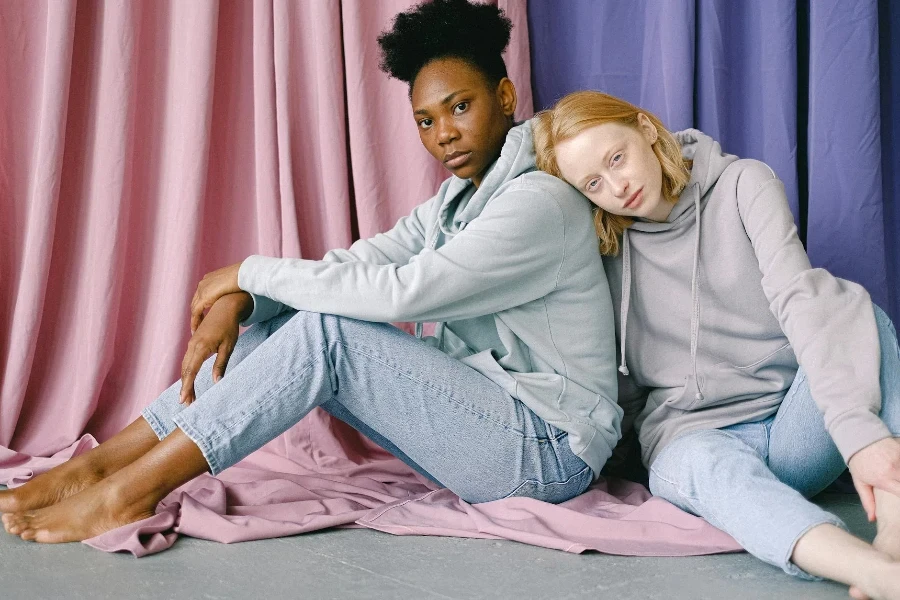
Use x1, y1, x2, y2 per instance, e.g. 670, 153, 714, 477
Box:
0, 0, 533, 460
0, 0, 78, 447
527, 0, 897, 321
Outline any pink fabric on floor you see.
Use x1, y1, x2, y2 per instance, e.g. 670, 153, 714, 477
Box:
0, 410, 740, 557
0, 0, 740, 559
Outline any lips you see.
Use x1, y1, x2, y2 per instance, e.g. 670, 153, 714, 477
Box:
623, 187, 643, 210
443, 151, 472, 169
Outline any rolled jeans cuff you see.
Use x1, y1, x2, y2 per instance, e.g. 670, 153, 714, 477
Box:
783, 515, 849, 581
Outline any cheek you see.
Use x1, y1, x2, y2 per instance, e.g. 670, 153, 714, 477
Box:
419, 131, 441, 159
646, 154, 664, 187
588, 193, 615, 212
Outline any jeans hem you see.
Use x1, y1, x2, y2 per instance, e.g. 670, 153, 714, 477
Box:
782, 515, 849, 581
172, 414, 223, 475
141, 407, 171, 441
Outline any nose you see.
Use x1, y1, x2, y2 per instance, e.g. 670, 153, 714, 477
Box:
436, 117, 460, 145
610, 175, 629, 197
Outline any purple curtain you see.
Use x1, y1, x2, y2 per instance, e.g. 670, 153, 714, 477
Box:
528, 0, 899, 322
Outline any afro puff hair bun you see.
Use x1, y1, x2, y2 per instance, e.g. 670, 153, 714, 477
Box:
378, 0, 512, 87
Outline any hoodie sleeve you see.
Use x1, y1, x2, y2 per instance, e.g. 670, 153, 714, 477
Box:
735, 160, 890, 462
238, 188, 565, 325
241, 194, 439, 325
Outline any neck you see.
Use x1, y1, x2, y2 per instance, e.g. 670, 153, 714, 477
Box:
647, 202, 674, 222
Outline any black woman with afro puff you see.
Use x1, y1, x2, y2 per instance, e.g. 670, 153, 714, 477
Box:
1, 0, 621, 544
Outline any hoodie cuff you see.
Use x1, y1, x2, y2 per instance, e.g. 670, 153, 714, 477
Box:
238, 255, 282, 296
829, 408, 894, 463
238, 256, 288, 326
239, 293, 286, 327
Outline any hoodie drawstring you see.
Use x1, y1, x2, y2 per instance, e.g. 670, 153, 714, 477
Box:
689, 187, 704, 402
618, 230, 631, 376
617, 185, 704, 403
415, 220, 445, 339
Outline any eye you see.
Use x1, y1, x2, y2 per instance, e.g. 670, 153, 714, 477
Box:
453, 101, 469, 115
612, 152, 623, 165
586, 178, 601, 192
418, 118, 433, 130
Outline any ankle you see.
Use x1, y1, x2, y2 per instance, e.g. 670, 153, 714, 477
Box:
877, 517, 900, 533
80, 454, 111, 480
858, 551, 898, 588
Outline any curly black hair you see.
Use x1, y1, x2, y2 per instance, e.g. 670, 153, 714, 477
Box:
377, 0, 512, 89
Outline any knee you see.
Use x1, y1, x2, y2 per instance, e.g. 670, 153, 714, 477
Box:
649, 429, 760, 500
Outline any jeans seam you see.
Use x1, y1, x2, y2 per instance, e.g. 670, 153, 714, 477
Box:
649, 465, 700, 503
340, 341, 564, 442
502, 464, 592, 500
652, 469, 732, 534
649, 428, 755, 504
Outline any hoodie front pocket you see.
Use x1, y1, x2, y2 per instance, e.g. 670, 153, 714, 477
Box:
667, 343, 798, 411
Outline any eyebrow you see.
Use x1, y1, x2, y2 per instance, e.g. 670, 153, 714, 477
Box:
413, 89, 472, 116
576, 146, 620, 188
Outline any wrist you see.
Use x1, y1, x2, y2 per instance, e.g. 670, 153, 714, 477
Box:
220, 291, 253, 322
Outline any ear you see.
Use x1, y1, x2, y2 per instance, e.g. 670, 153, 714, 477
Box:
496, 78, 518, 119
636, 113, 659, 144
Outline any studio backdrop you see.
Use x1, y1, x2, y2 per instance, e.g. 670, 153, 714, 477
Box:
1, 0, 897, 467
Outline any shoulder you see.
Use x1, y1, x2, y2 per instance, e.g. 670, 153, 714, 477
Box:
495, 171, 593, 220
720, 159, 780, 200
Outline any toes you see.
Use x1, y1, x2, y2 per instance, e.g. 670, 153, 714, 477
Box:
19, 526, 38, 542
3, 514, 24, 534
9, 513, 35, 535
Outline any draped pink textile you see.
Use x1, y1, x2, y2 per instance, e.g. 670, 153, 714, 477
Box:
0, 0, 739, 556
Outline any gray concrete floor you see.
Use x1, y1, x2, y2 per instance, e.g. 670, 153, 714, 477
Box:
0, 489, 872, 600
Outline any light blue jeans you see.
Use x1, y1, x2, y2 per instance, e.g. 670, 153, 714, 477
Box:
649, 305, 900, 579
142, 309, 593, 504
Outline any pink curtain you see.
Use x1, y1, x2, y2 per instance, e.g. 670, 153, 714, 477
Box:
0, 1, 741, 557
0, 0, 534, 457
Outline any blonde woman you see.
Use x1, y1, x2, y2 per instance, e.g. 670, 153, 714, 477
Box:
533, 91, 900, 599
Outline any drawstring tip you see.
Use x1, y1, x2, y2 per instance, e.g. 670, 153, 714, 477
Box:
618, 365, 630, 376
695, 392, 704, 401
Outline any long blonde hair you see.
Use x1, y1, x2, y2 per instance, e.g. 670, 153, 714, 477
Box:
532, 91, 691, 256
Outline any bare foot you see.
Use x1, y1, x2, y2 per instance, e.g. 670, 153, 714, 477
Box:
851, 527, 900, 600
872, 524, 900, 561
850, 562, 900, 600
2, 479, 156, 543
0, 456, 105, 515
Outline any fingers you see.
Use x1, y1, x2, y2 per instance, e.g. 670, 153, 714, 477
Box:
853, 478, 877, 522
849, 585, 871, 600
190, 305, 205, 335
180, 341, 210, 405
212, 341, 233, 383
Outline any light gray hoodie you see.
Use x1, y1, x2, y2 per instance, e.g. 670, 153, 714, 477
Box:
604, 129, 891, 468
237, 121, 621, 477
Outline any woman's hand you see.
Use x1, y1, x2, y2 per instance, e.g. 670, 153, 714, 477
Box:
180, 292, 253, 405
190, 262, 243, 334
847, 437, 900, 521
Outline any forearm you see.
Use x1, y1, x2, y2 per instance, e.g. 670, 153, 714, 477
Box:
216, 291, 253, 323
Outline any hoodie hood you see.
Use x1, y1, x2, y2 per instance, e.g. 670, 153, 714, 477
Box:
436, 121, 537, 236
616, 130, 738, 396
629, 129, 739, 233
